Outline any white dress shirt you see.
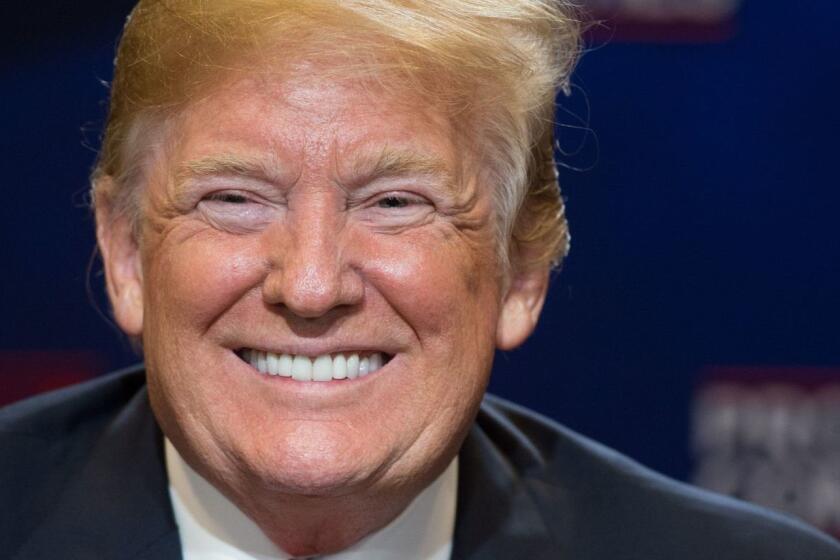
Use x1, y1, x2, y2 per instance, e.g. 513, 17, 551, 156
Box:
166, 439, 457, 560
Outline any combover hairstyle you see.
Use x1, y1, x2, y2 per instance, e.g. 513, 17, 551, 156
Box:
92, 0, 581, 272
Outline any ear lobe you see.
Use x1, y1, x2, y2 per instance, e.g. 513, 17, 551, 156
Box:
495, 266, 550, 351
95, 184, 144, 337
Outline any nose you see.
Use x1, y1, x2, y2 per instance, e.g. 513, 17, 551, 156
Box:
261, 204, 363, 319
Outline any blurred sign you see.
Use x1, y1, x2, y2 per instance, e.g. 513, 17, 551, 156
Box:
585, 0, 743, 42
0, 351, 103, 406
692, 367, 840, 539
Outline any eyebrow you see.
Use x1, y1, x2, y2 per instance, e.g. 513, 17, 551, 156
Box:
345, 148, 457, 192
174, 149, 457, 195
175, 154, 286, 188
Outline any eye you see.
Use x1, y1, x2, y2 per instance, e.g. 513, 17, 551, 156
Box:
205, 192, 250, 204
197, 190, 277, 233
370, 191, 432, 211
357, 191, 434, 230
376, 195, 413, 209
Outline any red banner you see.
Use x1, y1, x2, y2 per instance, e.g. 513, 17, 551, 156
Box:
584, 0, 742, 43
0, 351, 104, 406
692, 366, 840, 539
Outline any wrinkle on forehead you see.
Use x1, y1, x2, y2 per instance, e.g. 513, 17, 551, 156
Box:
191, 72, 469, 169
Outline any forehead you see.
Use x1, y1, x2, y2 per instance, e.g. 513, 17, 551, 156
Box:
163, 64, 471, 184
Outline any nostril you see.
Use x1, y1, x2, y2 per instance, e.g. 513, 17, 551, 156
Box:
261, 249, 364, 319
261, 261, 355, 319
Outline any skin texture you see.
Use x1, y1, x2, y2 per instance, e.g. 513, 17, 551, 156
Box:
97, 62, 549, 556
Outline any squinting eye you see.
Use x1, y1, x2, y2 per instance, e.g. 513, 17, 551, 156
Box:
377, 196, 412, 209
206, 192, 250, 204
196, 190, 277, 234
360, 192, 433, 229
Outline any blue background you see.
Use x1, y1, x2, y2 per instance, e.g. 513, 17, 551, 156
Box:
2, 1, 839, 482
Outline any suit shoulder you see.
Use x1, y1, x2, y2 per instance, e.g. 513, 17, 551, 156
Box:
0, 364, 146, 441
0, 365, 148, 548
477, 395, 840, 559
0, 366, 174, 558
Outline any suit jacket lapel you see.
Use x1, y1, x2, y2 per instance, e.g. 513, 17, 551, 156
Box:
451, 419, 558, 560
13, 387, 181, 560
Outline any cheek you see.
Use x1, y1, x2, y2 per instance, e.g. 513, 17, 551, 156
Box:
358, 228, 502, 344
143, 231, 265, 335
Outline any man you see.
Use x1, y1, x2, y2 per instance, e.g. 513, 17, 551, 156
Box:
1, 1, 838, 559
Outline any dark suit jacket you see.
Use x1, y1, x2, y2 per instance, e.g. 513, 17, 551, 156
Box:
2, 366, 839, 559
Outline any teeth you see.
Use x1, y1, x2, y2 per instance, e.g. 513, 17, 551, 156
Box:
333, 354, 347, 380
244, 350, 387, 382
247, 349, 259, 369
267, 353, 280, 376
312, 355, 332, 382
347, 354, 360, 379
291, 355, 312, 381
278, 354, 292, 377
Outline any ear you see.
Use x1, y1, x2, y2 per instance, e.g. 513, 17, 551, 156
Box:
95, 180, 144, 337
496, 265, 550, 351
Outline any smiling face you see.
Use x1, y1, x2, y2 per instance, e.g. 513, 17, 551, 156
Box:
98, 63, 548, 506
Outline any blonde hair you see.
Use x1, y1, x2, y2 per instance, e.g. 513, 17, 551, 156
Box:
93, 0, 581, 272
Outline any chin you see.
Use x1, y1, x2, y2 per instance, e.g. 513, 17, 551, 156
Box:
234, 424, 393, 498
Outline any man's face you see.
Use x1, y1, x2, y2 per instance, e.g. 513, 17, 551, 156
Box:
101, 62, 545, 498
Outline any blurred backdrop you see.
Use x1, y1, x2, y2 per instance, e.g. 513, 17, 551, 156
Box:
2, 0, 839, 538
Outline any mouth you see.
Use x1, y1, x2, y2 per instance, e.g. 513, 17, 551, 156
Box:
236, 348, 393, 382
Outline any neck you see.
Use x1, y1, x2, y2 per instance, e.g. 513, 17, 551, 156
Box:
166, 439, 456, 557
237, 490, 416, 557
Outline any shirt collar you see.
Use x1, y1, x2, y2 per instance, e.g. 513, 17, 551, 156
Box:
166, 439, 457, 560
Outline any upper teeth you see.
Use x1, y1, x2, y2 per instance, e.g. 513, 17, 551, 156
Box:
242, 349, 385, 382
